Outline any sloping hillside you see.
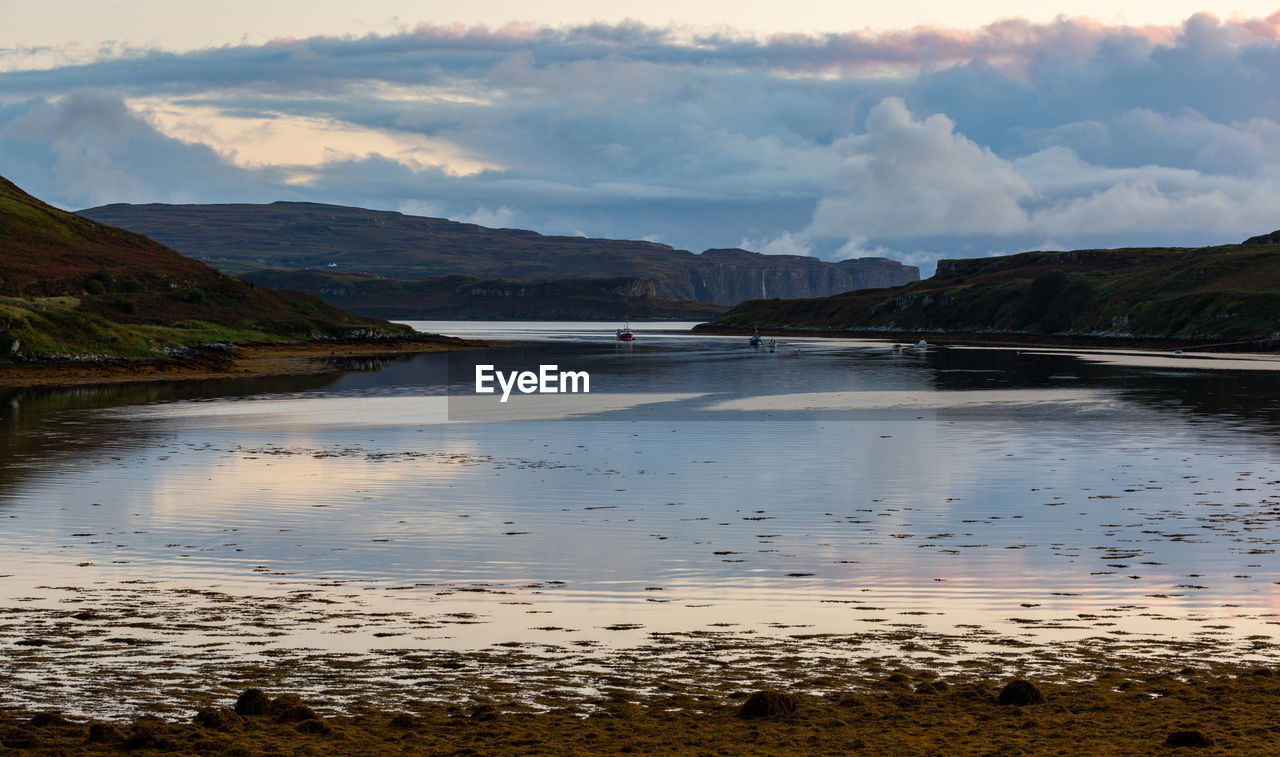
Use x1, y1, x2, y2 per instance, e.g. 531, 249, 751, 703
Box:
703, 240, 1280, 342
241, 270, 726, 320
0, 177, 408, 359
77, 202, 919, 305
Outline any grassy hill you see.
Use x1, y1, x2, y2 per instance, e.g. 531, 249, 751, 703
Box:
0, 177, 410, 360
77, 202, 919, 306
702, 241, 1280, 342
240, 269, 726, 320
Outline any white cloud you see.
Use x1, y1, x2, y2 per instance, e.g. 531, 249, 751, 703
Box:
803, 98, 1033, 241
740, 230, 813, 256
460, 205, 516, 227
129, 97, 500, 177
398, 199, 444, 217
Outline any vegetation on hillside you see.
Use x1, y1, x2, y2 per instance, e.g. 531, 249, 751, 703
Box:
241, 269, 726, 320
705, 242, 1280, 341
0, 177, 409, 360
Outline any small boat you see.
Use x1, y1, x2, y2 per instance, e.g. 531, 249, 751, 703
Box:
616, 323, 634, 341
767, 339, 777, 353
914, 339, 928, 349
749, 329, 762, 347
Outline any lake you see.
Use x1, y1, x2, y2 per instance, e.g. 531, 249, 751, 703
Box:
3, 321, 1280, 713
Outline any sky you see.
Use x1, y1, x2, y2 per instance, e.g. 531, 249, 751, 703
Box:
4, 2, 1280, 273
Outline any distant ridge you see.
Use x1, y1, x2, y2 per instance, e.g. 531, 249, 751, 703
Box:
77, 201, 919, 306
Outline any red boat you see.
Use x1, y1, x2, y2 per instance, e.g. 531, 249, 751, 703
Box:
616, 323, 634, 341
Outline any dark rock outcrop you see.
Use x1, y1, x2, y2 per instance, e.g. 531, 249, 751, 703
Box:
233, 688, 272, 716
1164, 730, 1214, 748
997, 680, 1045, 706
737, 691, 799, 719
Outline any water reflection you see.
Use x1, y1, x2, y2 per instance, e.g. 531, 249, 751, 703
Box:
0, 325, 1278, 659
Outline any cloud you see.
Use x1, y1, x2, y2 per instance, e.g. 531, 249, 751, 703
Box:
459, 206, 516, 227
804, 98, 1033, 242
740, 231, 813, 257
130, 97, 499, 177
3, 13, 1280, 268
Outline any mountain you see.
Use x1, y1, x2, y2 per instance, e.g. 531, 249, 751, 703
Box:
700, 239, 1280, 342
240, 270, 726, 320
76, 202, 919, 306
0, 176, 408, 360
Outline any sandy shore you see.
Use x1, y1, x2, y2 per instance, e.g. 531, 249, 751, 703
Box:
0, 336, 494, 389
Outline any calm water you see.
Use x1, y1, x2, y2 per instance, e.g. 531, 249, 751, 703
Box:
3, 322, 1280, 657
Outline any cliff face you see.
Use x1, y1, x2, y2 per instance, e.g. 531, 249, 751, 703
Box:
674, 252, 917, 304
77, 203, 919, 307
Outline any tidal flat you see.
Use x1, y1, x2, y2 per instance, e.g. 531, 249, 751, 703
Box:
2, 322, 1279, 753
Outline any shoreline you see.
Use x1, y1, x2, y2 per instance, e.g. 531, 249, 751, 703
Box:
691, 324, 1280, 353
0, 335, 496, 390
0, 651, 1270, 754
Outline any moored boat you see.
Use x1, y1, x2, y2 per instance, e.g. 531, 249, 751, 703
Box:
616, 323, 635, 341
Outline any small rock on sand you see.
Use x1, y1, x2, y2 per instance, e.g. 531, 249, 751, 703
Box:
389, 713, 416, 728
272, 694, 320, 723
997, 680, 1045, 706
1164, 730, 1214, 748
737, 691, 799, 719
193, 708, 243, 731
234, 688, 272, 716
86, 722, 123, 744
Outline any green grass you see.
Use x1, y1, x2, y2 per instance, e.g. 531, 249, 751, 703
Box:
709, 243, 1280, 341
0, 292, 402, 360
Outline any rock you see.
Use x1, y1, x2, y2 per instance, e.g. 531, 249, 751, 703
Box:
295, 718, 332, 735
28, 712, 70, 728
1164, 730, 1214, 748
193, 708, 243, 731
997, 680, 1045, 706
0, 729, 39, 749
122, 724, 159, 750
915, 680, 948, 695
86, 722, 124, 744
271, 694, 319, 723
234, 688, 272, 716
389, 713, 416, 729
737, 691, 799, 719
